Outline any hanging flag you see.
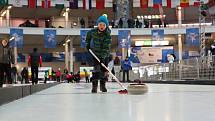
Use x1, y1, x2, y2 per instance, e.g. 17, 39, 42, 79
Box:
186, 28, 200, 46
0, 0, 8, 6
180, 0, 189, 7
10, 28, 24, 48
140, 0, 148, 9
153, 0, 162, 8
28, 0, 37, 8
42, 0, 51, 8
69, 0, 78, 9
194, 0, 201, 7
159, 4, 164, 26
9, 0, 22, 7
167, 0, 180, 8
83, 0, 92, 10
44, 30, 57, 48
96, 0, 105, 9
80, 30, 89, 48
152, 29, 164, 41
118, 30, 131, 48
167, 0, 171, 8
55, 0, 65, 9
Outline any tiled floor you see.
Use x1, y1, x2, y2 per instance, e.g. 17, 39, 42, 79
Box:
0, 83, 215, 121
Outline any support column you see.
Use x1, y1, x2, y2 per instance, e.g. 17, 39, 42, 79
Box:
177, 6, 182, 61
177, 6, 183, 80
14, 47, 17, 65
122, 48, 128, 60
178, 34, 182, 61
6, 9, 10, 27
65, 9, 69, 28
70, 40, 73, 73
0, 17, 3, 27
65, 42, 69, 70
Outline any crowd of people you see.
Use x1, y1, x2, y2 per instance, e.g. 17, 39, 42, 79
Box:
80, 17, 167, 29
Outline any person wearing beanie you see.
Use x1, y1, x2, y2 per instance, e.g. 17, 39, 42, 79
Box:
86, 14, 111, 93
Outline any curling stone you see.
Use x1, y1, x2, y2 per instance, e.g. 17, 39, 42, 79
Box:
127, 83, 148, 95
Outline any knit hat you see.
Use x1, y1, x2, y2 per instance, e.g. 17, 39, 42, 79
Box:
96, 14, 109, 27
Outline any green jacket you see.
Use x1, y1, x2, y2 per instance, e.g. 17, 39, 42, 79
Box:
86, 28, 111, 59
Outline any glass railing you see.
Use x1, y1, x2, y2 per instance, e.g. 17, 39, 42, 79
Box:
130, 55, 215, 81
0, 18, 214, 29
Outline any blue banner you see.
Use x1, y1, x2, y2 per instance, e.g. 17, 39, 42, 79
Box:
10, 28, 23, 48
80, 30, 89, 48
44, 29, 57, 48
152, 29, 164, 41
186, 28, 200, 46
162, 49, 174, 63
118, 30, 131, 48
153, 0, 162, 4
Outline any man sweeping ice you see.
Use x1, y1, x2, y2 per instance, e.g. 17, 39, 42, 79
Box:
86, 14, 111, 93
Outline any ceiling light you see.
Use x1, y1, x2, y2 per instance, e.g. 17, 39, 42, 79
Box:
9, 37, 15, 41
66, 8, 70, 12
7, 6, 12, 10
1, 11, 6, 17
135, 41, 144, 46
62, 12, 66, 17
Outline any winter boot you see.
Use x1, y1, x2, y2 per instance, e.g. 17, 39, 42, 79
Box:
100, 80, 107, 92
91, 80, 98, 93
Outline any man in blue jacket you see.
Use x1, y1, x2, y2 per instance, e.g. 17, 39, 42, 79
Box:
121, 56, 132, 82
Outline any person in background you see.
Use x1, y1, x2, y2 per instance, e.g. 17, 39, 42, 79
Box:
135, 19, 140, 28
114, 56, 120, 65
0, 39, 14, 87
121, 56, 132, 82
118, 18, 123, 28
167, 54, 175, 63
107, 55, 115, 82
80, 18, 85, 28
44, 70, 49, 83
210, 40, 215, 66
66, 72, 72, 83
11, 66, 17, 84
56, 68, 61, 82
21, 67, 29, 84
28, 48, 42, 85
52, 69, 56, 81
84, 69, 89, 83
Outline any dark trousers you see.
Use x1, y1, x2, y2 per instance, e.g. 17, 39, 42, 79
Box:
0, 63, 12, 87
212, 56, 215, 66
123, 70, 129, 82
31, 66, 39, 85
86, 76, 89, 83
21, 76, 29, 84
91, 62, 108, 82
56, 76, 60, 82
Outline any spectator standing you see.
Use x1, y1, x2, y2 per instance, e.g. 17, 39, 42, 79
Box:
28, 48, 42, 85
56, 68, 61, 82
121, 56, 132, 82
0, 39, 14, 87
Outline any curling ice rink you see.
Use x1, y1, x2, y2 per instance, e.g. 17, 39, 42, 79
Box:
0, 83, 215, 121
